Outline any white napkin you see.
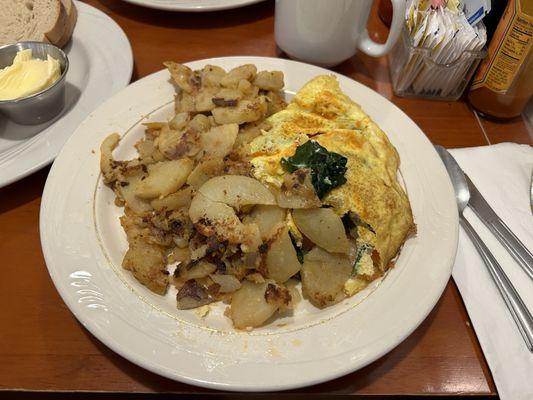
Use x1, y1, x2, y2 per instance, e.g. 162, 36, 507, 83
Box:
450, 143, 533, 400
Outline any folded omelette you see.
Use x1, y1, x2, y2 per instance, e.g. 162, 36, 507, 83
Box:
249, 75, 415, 298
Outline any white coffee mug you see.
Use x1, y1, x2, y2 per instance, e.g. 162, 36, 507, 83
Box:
275, 0, 405, 67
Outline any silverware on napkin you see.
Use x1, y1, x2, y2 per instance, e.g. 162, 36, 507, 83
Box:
435, 145, 533, 352
466, 174, 533, 280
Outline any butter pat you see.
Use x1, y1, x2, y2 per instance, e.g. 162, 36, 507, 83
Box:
0, 49, 61, 101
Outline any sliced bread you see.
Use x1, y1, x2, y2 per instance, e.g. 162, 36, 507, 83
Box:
55, 0, 78, 48
44, 0, 67, 45
0, 0, 72, 47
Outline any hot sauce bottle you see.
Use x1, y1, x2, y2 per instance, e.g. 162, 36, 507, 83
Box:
468, 0, 533, 119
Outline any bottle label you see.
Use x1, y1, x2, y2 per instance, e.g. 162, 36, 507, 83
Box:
471, 0, 533, 93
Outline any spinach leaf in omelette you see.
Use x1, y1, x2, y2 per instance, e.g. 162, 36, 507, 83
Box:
351, 243, 372, 276
281, 140, 347, 199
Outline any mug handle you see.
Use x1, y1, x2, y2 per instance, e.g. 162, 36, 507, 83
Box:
357, 0, 406, 57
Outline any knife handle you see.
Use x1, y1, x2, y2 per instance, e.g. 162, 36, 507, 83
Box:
460, 216, 533, 352
488, 217, 533, 281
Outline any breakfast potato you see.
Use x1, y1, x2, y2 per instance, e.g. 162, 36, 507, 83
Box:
213, 88, 243, 105
301, 247, 351, 308
253, 71, 284, 91
220, 64, 257, 88
195, 88, 218, 112
285, 278, 301, 309
264, 282, 292, 308
186, 158, 224, 190
229, 280, 289, 329
234, 121, 268, 148
210, 273, 241, 293
142, 122, 167, 132
212, 97, 268, 125
135, 158, 194, 199
265, 226, 301, 283
198, 124, 238, 160
198, 175, 276, 209
154, 125, 183, 158
122, 240, 168, 295
150, 186, 193, 211
245, 205, 285, 240
293, 208, 350, 253
168, 246, 190, 263
189, 114, 212, 132
265, 90, 287, 116
201, 65, 226, 87
276, 170, 321, 209
169, 112, 190, 130
164, 61, 195, 93
120, 211, 150, 243
241, 223, 262, 253
136, 137, 167, 164
115, 174, 153, 214
237, 79, 258, 97
189, 191, 245, 243
149, 208, 193, 247
183, 260, 217, 280
175, 90, 196, 113
100, 133, 120, 183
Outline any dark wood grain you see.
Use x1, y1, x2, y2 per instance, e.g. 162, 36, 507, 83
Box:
475, 111, 533, 145
3, 0, 532, 396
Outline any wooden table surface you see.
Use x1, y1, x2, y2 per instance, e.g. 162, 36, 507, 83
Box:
1, 0, 531, 397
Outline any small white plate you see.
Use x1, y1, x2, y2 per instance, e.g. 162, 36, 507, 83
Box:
121, 0, 265, 12
40, 56, 458, 392
0, 1, 133, 189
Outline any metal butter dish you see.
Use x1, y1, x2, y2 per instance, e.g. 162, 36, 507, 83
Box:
0, 41, 69, 125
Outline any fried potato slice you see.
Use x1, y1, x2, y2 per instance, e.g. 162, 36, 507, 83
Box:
293, 208, 350, 253
229, 280, 290, 329
150, 186, 193, 211
265, 226, 301, 283
122, 240, 168, 295
198, 175, 276, 209
301, 247, 351, 308
212, 97, 268, 125
135, 158, 194, 199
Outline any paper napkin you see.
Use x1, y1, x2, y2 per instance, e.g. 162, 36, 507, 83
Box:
450, 143, 533, 400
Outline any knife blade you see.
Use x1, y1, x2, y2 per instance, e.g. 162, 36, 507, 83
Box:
466, 174, 533, 280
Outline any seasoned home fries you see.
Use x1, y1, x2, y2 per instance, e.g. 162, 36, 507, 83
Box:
100, 62, 415, 329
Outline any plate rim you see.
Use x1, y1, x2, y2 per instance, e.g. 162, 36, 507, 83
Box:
0, 0, 133, 189
40, 55, 459, 392
120, 0, 265, 12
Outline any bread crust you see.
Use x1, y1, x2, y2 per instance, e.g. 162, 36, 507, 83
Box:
44, 0, 66, 44
55, 0, 77, 48
0, 0, 78, 47
0, 0, 65, 46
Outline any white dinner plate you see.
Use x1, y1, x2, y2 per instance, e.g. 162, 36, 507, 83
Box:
0, 1, 133, 188
121, 0, 265, 11
40, 56, 458, 392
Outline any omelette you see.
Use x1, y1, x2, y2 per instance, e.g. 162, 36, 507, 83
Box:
249, 75, 415, 297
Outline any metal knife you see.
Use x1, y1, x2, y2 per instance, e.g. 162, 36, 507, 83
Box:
466, 174, 533, 281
